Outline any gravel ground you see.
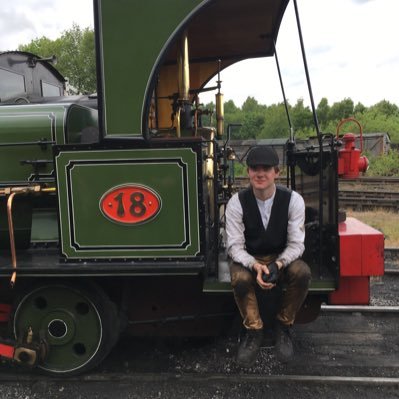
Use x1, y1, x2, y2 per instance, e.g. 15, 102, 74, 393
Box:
370, 274, 399, 306
371, 259, 399, 306
1, 379, 399, 399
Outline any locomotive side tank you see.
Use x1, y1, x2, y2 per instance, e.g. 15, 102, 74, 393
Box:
0, 0, 384, 376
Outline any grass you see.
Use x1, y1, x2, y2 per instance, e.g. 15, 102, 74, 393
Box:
347, 209, 399, 248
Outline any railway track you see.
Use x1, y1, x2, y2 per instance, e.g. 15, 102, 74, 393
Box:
234, 176, 399, 210
1, 369, 398, 385
384, 247, 399, 269
339, 189, 399, 210
340, 176, 399, 186
234, 175, 399, 186
0, 373, 397, 399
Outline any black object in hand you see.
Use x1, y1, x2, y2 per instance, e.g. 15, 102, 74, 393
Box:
262, 262, 279, 284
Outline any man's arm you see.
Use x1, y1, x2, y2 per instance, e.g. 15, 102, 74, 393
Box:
276, 191, 305, 267
225, 193, 256, 269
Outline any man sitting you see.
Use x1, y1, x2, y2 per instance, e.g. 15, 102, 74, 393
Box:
226, 145, 311, 366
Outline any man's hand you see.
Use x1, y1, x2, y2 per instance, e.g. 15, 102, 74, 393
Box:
253, 262, 275, 290
262, 261, 279, 284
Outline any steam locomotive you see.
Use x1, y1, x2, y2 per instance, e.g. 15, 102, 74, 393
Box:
0, 0, 383, 375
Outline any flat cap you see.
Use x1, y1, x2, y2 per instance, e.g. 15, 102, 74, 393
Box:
246, 146, 279, 167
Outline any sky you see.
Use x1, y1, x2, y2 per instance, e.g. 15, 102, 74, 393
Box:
0, 0, 398, 108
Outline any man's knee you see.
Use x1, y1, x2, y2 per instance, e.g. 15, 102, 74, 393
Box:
285, 259, 311, 289
230, 264, 254, 298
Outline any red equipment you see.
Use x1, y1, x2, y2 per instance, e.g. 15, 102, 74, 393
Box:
336, 118, 369, 179
330, 217, 384, 304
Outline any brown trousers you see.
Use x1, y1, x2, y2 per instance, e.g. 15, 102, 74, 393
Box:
230, 256, 311, 330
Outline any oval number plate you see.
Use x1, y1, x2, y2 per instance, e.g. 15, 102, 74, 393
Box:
100, 184, 161, 224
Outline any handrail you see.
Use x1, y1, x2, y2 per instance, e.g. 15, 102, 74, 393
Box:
2, 185, 56, 287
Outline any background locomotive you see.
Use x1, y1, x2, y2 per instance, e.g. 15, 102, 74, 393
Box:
0, 0, 383, 375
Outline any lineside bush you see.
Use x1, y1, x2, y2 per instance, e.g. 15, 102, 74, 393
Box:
367, 150, 399, 177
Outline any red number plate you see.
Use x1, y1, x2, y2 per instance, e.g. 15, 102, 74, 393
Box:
100, 184, 161, 224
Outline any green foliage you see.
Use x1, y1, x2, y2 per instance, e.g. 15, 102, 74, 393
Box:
328, 97, 354, 121
19, 24, 96, 94
210, 95, 399, 146
317, 97, 329, 126
234, 162, 247, 177
237, 113, 262, 139
369, 100, 399, 117
259, 103, 289, 138
292, 98, 312, 130
356, 110, 399, 142
354, 102, 366, 114
317, 99, 399, 143
18, 36, 61, 58
367, 150, 399, 177
224, 100, 239, 114
241, 96, 260, 113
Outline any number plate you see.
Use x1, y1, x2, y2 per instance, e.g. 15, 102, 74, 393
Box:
100, 184, 161, 224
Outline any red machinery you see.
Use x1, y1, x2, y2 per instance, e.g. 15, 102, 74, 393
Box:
330, 217, 384, 305
337, 118, 369, 179
332, 118, 383, 305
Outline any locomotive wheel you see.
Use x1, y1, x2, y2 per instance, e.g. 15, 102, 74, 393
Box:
13, 281, 119, 376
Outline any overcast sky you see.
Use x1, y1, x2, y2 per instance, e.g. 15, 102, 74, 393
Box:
0, 0, 398, 108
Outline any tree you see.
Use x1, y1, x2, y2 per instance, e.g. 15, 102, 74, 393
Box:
292, 98, 313, 132
18, 36, 62, 60
369, 100, 399, 117
241, 96, 260, 113
19, 24, 96, 94
224, 100, 244, 133
238, 112, 265, 139
328, 98, 354, 122
260, 103, 290, 138
224, 99, 239, 114
357, 109, 399, 143
233, 96, 267, 139
354, 101, 366, 115
317, 97, 330, 127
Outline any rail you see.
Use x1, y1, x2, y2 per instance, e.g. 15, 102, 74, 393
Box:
234, 176, 399, 210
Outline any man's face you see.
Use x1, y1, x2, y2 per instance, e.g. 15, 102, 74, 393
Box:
247, 165, 279, 191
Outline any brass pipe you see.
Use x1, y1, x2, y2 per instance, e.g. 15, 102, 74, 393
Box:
216, 92, 224, 139
215, 60, 224, 138
0, 185, 46, 196
7, 192, 17, 287
2, 185, 55, 287
175, 108, 181, 137
177, 31, 190, 102
40, 187, 56, 193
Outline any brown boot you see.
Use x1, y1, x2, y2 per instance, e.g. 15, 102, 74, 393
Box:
275, 322, 294, 362
236, 329, 263, 367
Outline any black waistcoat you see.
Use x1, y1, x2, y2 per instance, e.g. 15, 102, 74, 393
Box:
238, 185, 292, 256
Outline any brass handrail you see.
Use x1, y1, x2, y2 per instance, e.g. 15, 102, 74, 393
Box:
7, 192, 17, 287
2, 185, 56, 287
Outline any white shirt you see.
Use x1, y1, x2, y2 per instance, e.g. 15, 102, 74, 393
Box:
225, 186, 305, 269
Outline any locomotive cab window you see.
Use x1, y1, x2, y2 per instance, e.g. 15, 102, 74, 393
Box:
0, 67, 26, 100
41, 81, 62, 97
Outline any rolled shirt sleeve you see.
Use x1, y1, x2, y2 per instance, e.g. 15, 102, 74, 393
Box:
226, 193, 256, 269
